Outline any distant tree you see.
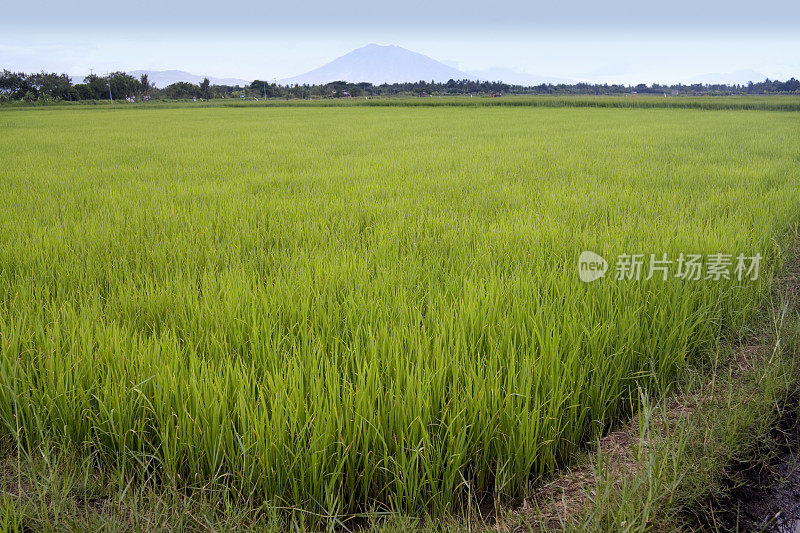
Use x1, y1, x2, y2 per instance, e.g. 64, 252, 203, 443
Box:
347, 84, 364, 97
140, 73, 151, 96
286, 84, 309, 99
28, 72, 75, 100
209, 84, 240, 98
164, 81, 200, 99
81, 74, 110, 99
324, 80, 350, 97
107, 72, 140, 100
249, 80, 283, 98
73, 83, 94, 100
0, 70, 31, 99
356, 82, 374, 96
4, 67, 800, 102
200, 77, 210, 99
782, 77, 800, 92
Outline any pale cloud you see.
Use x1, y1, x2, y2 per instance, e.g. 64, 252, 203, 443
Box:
1, 4, 798, 84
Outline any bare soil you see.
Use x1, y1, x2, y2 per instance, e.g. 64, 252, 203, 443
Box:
708, 406, 800, 532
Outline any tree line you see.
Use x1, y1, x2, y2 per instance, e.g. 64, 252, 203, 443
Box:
0, 71, 215, 102
2, 69, 799, 103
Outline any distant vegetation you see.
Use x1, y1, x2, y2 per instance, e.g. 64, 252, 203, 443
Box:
1, 69, 799, 103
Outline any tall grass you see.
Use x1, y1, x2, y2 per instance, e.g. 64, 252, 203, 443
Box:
5, 95, 800, 112
0, 105, 798, 523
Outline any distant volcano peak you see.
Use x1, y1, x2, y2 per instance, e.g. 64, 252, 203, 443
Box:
280, 44, 474, 85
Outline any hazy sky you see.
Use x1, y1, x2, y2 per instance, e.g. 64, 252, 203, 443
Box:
2, 0, 799, 83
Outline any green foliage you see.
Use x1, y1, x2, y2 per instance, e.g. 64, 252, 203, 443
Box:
2, 67, 799, 105
139, 73, 151, 95
107, 71, 140, 100
82, 74, 113, 100
27, 73, 76, 101
199, 77, 210, 100
0, 105, 798, 526
0, 70, 34, 99
163, 81, 201, 99
249, 80, 282, 98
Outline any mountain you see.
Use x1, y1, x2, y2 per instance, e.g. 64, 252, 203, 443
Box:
686, 69, 768, 85
71, 70, 250, 88
129, 71, 251, 88
280, 44, 475, 85
466, 67, 575, 86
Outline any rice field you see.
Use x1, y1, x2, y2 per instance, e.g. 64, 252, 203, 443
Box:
0, 103, 799, 523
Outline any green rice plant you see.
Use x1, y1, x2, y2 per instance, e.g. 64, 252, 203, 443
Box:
0, 104, 798, 525
4, 94, 800, 111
